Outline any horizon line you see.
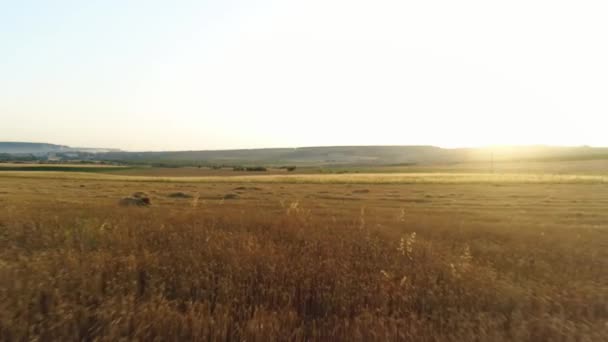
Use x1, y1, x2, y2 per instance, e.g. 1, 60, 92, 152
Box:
1, 141, 605, 153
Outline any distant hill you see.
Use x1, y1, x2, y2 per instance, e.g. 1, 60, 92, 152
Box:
98, 146, 450, 166
98, 145, 608, 166
0, 142, 70, 154
0, 142, 120, 155
3, 142, 608, 166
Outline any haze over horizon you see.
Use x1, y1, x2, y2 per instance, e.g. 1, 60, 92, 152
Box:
2, 1, 607, 151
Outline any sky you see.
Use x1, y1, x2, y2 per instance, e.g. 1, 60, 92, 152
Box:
1, 0, 607, 151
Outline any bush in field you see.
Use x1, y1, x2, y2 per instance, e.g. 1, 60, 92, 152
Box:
233, 166, 267, 172
245, 166, 267, 172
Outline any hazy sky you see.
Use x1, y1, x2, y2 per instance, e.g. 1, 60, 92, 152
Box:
1, 1, 607, 151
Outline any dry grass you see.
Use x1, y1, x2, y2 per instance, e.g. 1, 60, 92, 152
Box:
0, 175, 607, 341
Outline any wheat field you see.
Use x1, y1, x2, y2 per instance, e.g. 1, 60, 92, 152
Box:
0, 173, 607, 341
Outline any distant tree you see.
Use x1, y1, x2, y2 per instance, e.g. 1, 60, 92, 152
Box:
245, 166, 267, 172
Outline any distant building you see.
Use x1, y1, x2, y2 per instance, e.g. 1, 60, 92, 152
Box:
47, 153, 60, 161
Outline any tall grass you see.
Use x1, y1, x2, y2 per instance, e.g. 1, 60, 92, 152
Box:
0, 203, 607, 341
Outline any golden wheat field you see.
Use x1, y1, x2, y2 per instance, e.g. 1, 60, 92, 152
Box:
1, 171, 607, 341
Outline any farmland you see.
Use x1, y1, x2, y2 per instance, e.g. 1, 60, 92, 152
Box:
0, 167, 607, 341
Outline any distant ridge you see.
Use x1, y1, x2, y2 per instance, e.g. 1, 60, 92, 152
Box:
0, 142, 120, 154
98, 145, 608, 166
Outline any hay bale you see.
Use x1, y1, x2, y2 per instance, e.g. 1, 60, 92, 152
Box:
353, 189, 370, 194
119, 197, 151, 207
233, 186, 262, 191
168, 192, 192, 199
223, 193, 239, 200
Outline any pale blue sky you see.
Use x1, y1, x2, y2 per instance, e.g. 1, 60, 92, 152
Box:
2, 0, 607, 151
